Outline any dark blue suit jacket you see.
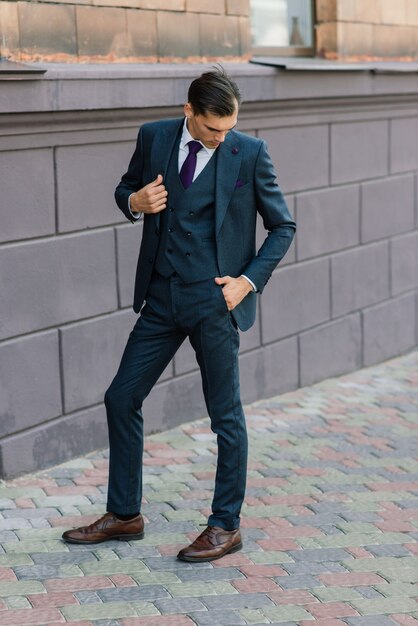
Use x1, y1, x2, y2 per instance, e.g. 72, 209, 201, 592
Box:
115, 118, 296, 331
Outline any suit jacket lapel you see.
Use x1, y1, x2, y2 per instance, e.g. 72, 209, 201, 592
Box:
150, 118, 183, 228
215, 131, 242, 236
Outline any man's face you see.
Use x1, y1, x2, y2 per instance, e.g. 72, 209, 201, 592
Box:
184, 101, 238, 149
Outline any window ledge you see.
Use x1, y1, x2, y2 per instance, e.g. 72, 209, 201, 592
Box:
251, 57, 418, 73
0, 59, 47, 80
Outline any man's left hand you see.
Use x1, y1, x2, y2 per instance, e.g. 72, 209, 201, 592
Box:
214, 276, 253, 311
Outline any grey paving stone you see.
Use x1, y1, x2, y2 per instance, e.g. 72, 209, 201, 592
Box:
340, 512, 383, 522
144, 521, 198, 533
190, 609, 246, 625
98, 585, 170, 602
169, 499, 211, 510
283, 561, 348, 575
31, 551, 97, 565
0, 531, 18, 542
200, 593, 274, 610
345, 617, 399, 626
317, 525, 345, 536
286, 514, 347, 527
67, 541, 109, 552
30, 518, 51, 529
397, 499, 418, 509
0, 499, 16, 510
177, 567, 244, 582
143, 556, 211, 571
113, 544, 161, 559
154, 597, 207, 614
354, 586, 386, 599
55, 479, 75, 486
277, 574, 323, 589
316, 484, 369, 494
75, 590, 102, 604
240, 540, 264, 553
14, 564, 64, 580
240, 528, 266, 540
365, 544, 412, 557
44, 468, 84, 478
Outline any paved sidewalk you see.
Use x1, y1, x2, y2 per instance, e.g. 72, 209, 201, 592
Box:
0, 350, 417, 626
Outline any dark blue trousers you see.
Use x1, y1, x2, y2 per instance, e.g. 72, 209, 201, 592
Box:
104, 272, 248, 531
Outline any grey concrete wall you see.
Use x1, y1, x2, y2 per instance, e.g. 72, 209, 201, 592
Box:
0, 63, 417, 478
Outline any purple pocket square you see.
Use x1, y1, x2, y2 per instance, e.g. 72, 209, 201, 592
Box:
234, 179, 245, 189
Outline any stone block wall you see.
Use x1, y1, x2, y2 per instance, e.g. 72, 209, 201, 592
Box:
316, 0, 418, 59
0, 0, 250, 62
3, 0, 418, 64
0, 63, 417, 477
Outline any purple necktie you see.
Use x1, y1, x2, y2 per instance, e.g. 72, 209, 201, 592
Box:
180, 140, 203, 189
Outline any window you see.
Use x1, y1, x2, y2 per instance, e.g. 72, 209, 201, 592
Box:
250, 0, 314, 56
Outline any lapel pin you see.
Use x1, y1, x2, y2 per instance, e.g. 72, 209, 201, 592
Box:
232, 147, 239, 154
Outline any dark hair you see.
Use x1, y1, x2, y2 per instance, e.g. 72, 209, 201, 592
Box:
188, 66, 241, 117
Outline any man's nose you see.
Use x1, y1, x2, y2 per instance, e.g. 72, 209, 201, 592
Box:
215, 132, 227, 143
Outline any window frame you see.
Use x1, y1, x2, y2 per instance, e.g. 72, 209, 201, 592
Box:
250, 0, 316, 58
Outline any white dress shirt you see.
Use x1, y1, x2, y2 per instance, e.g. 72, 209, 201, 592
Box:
128, 118, 256, 291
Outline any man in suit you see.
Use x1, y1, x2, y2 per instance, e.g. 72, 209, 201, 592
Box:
63, 68, 296, 562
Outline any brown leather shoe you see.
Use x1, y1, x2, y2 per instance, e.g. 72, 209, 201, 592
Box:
177, 525, 242, 562
62, 512, 144, 544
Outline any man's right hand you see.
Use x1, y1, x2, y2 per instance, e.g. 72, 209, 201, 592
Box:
130, 174, 167, 214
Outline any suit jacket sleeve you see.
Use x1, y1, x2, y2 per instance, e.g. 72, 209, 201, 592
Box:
242, 140, 296, 293
114, 127, 145, 223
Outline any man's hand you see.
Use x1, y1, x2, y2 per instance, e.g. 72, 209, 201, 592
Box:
215, 275, 253, 311
130, 175, 168, 214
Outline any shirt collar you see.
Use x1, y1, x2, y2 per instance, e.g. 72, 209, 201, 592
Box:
181, 118, 216, 156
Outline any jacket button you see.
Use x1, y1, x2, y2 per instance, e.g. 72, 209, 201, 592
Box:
148, 257, 154, 263
185, 252, 190, 257
168, 228, 173, 233
169, 207, 174, 212
189, 211, 194, 216
187, 232, 191, 236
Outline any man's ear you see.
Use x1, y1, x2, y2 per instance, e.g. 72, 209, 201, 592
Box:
184, 102, 193, 118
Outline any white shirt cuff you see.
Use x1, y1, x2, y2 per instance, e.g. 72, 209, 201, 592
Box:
128, 193, 141, 220
241, 274, 257, 292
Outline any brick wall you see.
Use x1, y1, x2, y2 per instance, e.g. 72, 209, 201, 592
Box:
0, 0, 250, 63
0, 64, 417, 477
316, 0, 418, 59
